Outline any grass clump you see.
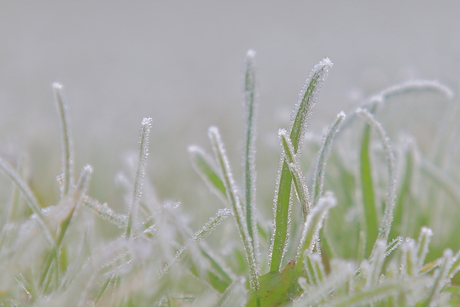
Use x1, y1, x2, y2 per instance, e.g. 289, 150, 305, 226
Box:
0, 50, 459, 306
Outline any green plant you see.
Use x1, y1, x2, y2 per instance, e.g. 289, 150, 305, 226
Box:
0, 51, 459, 306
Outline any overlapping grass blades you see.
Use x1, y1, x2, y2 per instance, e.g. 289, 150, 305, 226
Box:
269, 58, 333, 272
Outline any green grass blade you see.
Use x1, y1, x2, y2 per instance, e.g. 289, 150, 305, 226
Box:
270, 58, 332, 272
125, 117, 152, 239
208, 126, 259, 292
53, 83, 74, 197
188, 145, 227, 204
416, 227, 433, 272
242, 49, 259, 264
0, 157, 55, 246
311, 111, 346, 205
358, 108, 378, 258
357, 108, 397, 253
421, 249, 453, 307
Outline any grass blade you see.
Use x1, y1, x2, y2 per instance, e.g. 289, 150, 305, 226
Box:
270, 58, 332, 272
53, 82, 74, 197
242, 49, 259, 265
188, 145, 227, 204
358, 105, 378, 258
357, 108, 397, 256
278, 128, 310, 219
83, 197, 127, 229
208, 127, 259, 292
125, 117, 152, 239
0, 157, 55, 246
296, 194, 336, 267
311, 111, 346, 205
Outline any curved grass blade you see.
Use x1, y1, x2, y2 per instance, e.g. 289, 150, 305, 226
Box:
357, 108, 397, 254
242, 49, 259, 264
53, 83, 74, 197
208, 127, 259, 292
0, 157, 55, 246
420, 157, 460, 204
270, 58, 333, 272
188, 145, 227, 204
125, 117, 152, 239
311, 111, 346, 205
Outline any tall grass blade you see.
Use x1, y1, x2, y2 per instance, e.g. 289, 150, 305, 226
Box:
208, 126, 259, 291
188, 145, 227, 205
125, 117, 152, 239
311, 111, 346, 205
357, 108, 397, 254
53, 82, 75, 197
421, 249, 454, 307
0, 157, 54, 246
270, 58, 332, 272
358, 105, 378, 258
242, 49, 259, 265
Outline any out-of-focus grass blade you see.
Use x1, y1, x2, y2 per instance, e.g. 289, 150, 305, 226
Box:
358, 106, 379, 258
0, 157, 55, 246
242, 49, 259, 262
53, 83, 74, 197
391, 147, 413, 239
311, 111, 346, 205
421, 249, 453, 307
188, 145, 227, 204
357, 108, 397, 256
420, 157, 460, 204
270, 58, 332, 272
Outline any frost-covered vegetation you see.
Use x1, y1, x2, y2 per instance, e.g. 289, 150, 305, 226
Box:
0, 51, 460, 306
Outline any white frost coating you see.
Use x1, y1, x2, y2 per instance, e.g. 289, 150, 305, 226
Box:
356, 108, 396, 249
367, 240, 386, 288
84, 197, 127, 228
401, 239, 417, 276
385, 236, 403, 257
141, 117, 153, 126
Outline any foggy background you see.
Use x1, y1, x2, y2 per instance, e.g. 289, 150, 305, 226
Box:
1, 1, 459, 211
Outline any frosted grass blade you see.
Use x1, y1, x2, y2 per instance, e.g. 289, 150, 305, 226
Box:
83, 197, 127, 228
422, 249, 453, 307
367, 240, 386, 287
328, 281, 401, 307
208, 127, 259, 292
357, 108, 397, 254
0, 157, 55, 246
416, 227, 433, 272
39, 165, 93, 292
53, 83, 74, 197
270, 58, 332, 272
188, 145, 227, 204
296, 194, 336, 267
311, 111, 346, 205
278, 128, 310, 219
125, 117, 152, 239
401, 239, 417, 276
242, 49, 259, 264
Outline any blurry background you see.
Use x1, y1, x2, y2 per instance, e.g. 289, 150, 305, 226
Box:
0, 1, 459, 215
